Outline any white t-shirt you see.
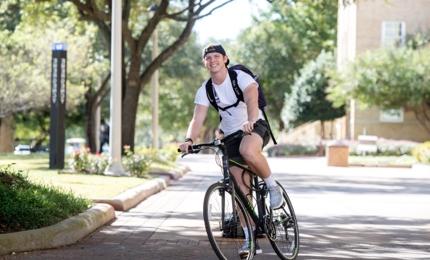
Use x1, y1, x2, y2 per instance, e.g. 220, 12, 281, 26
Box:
194, 70, 264, 135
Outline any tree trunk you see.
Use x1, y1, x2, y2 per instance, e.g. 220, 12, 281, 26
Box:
317, 120, 325, 156
31, 134, 48, 151
85, 99, 100, 154
84, 74, 110, 154
0, 115, 15, 153
122, 80, 141, 151
413, 103, 430, 135
85, 91, 96, 153
29, 111, 50, 151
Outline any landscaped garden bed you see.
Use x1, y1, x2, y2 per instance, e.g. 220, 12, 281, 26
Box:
0, 166, 90, 234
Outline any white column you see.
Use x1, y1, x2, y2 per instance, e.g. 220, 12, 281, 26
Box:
151, 27, 159, 149
105, 0, 129, 176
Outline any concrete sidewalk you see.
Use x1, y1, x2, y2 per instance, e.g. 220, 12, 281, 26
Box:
3, 155, 430, 259
3, 155, 220, 260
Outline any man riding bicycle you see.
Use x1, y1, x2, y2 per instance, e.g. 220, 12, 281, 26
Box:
178, 44, 284, 258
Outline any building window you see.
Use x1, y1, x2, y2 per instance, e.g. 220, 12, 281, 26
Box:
381, 21, 406, 47
379, 108, 404, 123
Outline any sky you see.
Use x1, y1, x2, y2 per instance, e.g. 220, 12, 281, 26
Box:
193, 0, 270, 44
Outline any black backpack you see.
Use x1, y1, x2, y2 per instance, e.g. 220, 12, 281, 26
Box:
205, 64, 277, 144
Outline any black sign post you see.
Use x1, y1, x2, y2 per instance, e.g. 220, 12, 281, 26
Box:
49, 43, 67, 169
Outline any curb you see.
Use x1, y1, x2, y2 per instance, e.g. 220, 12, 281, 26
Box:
348, 163, 411, 168
94, 164, 191, 211
0, 203, 115, 256
94, 177, 169, 211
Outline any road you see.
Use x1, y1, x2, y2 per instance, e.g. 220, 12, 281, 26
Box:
5, 155, 430, 259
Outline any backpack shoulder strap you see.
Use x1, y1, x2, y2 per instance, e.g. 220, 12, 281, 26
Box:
228, 68, 244, 102
205, 79, 219, 111
261, 109, 278, 145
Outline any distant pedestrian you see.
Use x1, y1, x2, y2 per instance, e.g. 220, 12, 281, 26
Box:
99, 119, 109, 153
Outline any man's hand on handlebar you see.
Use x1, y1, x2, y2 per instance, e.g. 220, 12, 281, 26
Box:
215, 128, 224, 140
178, 139, 193, 153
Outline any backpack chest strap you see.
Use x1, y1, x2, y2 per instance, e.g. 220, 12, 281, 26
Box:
205, 69, 244, 112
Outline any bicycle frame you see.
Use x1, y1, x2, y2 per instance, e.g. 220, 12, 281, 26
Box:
182, 131, 269, 236
223, 154, 268, 236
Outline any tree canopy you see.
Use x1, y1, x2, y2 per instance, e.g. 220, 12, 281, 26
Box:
234, 0, 338, 130
328, 45, 430, 133
0, 1, 99, 118
0, 1, 109, 150
282, 51, 344, 129
62, 0, 237, 149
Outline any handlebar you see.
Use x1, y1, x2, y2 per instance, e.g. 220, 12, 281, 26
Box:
177, 130, 247, 156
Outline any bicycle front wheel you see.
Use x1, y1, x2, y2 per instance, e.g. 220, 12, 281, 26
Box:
267, 181, 299, 260
203, 182, 255, 260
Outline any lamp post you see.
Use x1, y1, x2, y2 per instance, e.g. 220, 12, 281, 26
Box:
49, 43, 67, 169
148, 4, 159, 149
105, 0, 128, 176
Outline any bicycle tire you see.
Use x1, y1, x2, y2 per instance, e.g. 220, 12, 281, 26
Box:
267, 181, 300, 260
203, 182, 255, 260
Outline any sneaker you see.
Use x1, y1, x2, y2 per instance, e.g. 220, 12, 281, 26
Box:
238, 241, 251, 259
268, 185, 284, 209
255, 240, 263, 255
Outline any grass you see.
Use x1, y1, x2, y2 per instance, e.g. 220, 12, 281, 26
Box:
0, 153, 149, 200
0, 166, 90, 233
348, 155, 416, 167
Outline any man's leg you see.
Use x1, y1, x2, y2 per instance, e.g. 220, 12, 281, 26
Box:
230, 166, 261, 256
239, 133, 270, 178
230, 166, 253, 224
239, 133, 284, 209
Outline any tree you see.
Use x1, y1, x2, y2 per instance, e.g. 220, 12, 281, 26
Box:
328, 46, 430, 134
63, 0, 236, 150
282, 51, 345, 137
234, 0, 338, 130
0, 1, 105, 152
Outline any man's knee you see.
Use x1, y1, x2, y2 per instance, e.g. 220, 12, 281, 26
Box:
239, 145, 260, 162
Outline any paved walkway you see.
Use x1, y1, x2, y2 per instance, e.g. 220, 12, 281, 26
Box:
3, 155, 430, 259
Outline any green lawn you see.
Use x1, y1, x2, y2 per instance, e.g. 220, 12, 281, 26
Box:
0, 154, 149, 200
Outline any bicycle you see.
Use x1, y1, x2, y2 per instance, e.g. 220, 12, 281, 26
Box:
180, 130, 299, 259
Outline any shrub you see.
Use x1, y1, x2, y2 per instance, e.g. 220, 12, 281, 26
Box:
412, 142, 430, 164
349, 138, 418, 156
68, 149, 108, 174
266, 144, 319, 157
68, 145, 179, 177
122, 146, 152, 178
0, 166, 89, 233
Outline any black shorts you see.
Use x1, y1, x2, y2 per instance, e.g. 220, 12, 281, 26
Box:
224, 119, 270, 163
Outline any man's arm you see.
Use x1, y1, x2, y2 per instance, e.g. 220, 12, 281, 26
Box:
179, 104, 208, 152
242, 82, 259, 133
186, 104, 208, 141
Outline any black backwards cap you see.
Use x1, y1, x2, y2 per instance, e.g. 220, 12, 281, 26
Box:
202, 44, 230, 66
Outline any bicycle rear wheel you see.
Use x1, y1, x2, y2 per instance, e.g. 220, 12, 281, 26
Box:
203, 182, 255, 260
266, 181, 299, 260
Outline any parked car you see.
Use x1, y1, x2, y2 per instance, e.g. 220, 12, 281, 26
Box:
14, 144, 31, 155
65, 138, 86, 154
